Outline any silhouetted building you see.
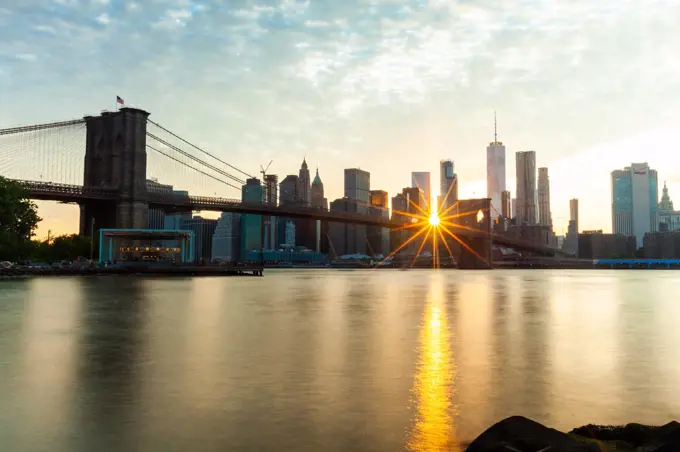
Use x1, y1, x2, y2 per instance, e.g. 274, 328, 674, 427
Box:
278, 174, 298, 246
212, 212, 241, 262
146, 179, 174, 229
263, 174, 278, 250
368, 190, 390, 256
328, 198, 367, 257
537, 167, 552, 229
570, 198, 579, 232
311, 168, 329, 252
183, 216, 218, 263
643, 231, 680, 258
501, 190, 511, 219
297, 159, 311, 206
578, 231, 636, 259
241, 178, 264, 257
391, 193, 408, 254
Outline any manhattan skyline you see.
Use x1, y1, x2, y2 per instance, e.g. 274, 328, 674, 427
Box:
2, 0, 680, 237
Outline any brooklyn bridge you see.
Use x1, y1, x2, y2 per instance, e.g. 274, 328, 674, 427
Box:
0, 107, 566, 268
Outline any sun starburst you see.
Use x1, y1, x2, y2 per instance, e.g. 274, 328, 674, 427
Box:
377, 179, 492, 269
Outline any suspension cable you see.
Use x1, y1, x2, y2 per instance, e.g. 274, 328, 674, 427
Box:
147, 119, 254, 179
0, 118, 86, 136
146, 132, 247, 186
146, 144, 242, 192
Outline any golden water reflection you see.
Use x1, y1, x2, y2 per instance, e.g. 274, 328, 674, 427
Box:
407, 282, 459, 452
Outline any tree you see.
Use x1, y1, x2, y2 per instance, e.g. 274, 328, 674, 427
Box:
0, 176, 41, 261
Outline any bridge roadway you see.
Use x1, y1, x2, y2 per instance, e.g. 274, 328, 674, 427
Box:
14, 179, 565, 256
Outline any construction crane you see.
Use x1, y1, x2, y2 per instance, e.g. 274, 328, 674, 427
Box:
260, 160, 273, 181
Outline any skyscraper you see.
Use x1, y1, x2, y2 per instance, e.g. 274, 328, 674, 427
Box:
439, 160, 458, 212
263, 174, 278, 250
183, 216, 218, 263
345, 168, 371, 204
368, 190, 390, 256
515, 151, 537, 225
611, 162, 658, 247
278, 175, 298, 246
211, 212, 241, 262
411, 172, 431, 211
486, 114, 506, 220
297, 159, 311, 206
569, 198, 579, 232
501, 190, 511, 218
241, 178, 264, 258
311, 168, 328, 252
537, 167, 552, 229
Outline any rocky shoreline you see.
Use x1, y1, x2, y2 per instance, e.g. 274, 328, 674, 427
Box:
466, 416, 679, 451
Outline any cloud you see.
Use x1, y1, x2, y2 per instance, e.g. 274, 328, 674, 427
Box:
96, 13, 109, 25
15, 53, 37, 61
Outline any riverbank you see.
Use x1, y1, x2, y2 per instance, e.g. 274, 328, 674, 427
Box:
466, 416, 680, 451
0, 265, 264, 279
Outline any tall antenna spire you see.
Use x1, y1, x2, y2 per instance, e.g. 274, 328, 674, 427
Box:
494, 111, 498, 143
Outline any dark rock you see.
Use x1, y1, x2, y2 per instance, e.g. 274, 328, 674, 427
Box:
569, 420, 680, 449
466, 416, 598, 452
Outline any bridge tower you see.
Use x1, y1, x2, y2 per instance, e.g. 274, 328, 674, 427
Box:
454, 198, 493, 269
79, 108, 150, 237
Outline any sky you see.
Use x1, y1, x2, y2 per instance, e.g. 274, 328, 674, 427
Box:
2, 0, 680, 238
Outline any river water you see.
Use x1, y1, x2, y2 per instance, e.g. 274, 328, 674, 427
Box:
1, 270, 679, 451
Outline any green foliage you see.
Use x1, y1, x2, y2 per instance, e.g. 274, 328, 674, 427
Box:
0, 176, 42, 261
31, 234, 92, 262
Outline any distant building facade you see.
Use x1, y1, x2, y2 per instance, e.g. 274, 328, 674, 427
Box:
578, 230, 636, 259
440, 160, 458, 212
211, 212, 241, 262
183, 216, 218, 263
537, 167, 552, 229
411, 171, 431, 211
486, 122, 506, 220
368, 190, 390, 256
241, 178, 264, 257
611, 162, 658, 247
515, 151, 537, 226
658, 182, 680, 232
146, 179, 174, 229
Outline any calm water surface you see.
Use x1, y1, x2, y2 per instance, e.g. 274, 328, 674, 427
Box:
1, 270, 680, 451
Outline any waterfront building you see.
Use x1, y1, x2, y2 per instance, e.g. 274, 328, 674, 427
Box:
183, 216, 218, 263
515, 151, 537, 226
611, 162, 658, 247
439, 160, 458, 212
486, 115, 506, 220
411, 171, 431, 211
241, 178, 264, 257
245, 248, 328, 266
578, 230, 636, 259
390, 193, 408, 254
211, 212, 241, 262
537, 167, 552, 229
